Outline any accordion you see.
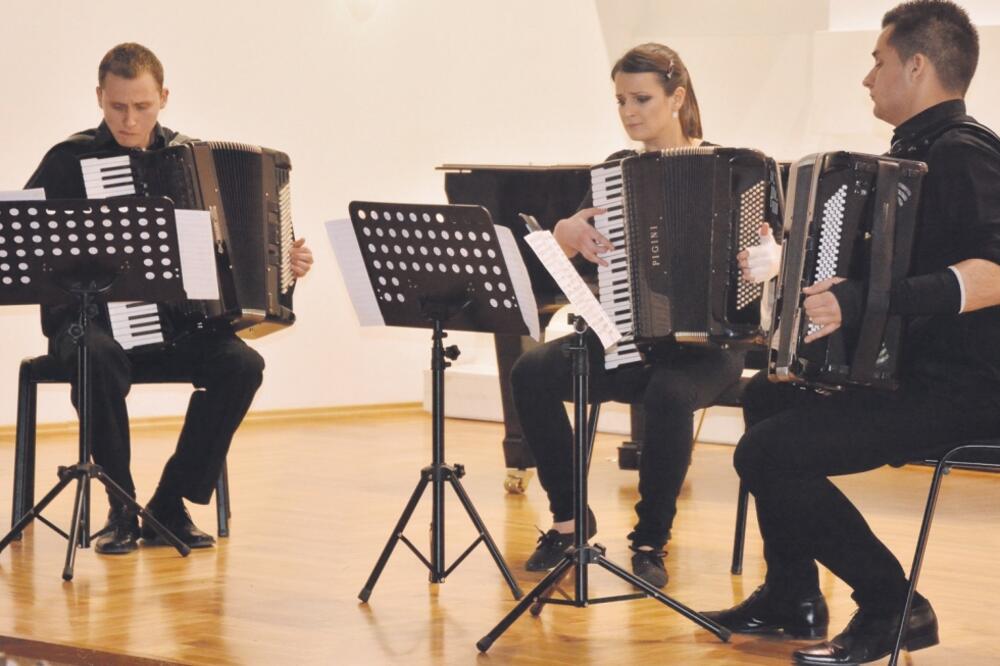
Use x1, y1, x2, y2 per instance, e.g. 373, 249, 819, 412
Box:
768, 152, 928, 390
591, 147, 783, 369
80, 141, 296, 349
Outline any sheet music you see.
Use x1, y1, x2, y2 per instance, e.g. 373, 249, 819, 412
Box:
174, 209, 220, 300
494, 226, 540, 341
0, 189, 45, 201
524, 231, 622, 349
325, 218, 385, 326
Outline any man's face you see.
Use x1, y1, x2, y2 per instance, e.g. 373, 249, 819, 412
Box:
862, 26, 914, 127
96, 71, 168, 149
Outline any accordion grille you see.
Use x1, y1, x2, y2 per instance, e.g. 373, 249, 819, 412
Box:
807, 183, 849, 335
278, 175, 294, 293
736, 180, 767, 311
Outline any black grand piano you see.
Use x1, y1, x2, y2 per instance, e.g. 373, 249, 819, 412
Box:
439, 164, 647, 492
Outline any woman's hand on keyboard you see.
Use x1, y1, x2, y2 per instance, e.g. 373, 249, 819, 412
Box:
553, 208, 613, 266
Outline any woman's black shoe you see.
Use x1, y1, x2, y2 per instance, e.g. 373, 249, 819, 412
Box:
793, 595, 938, 664
630, 547, 667, 588
524, 508, 596, 572
702, 584, 829, 639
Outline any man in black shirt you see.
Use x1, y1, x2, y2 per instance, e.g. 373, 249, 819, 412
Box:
705, 2, 1000, 664
26, 43, 313, 554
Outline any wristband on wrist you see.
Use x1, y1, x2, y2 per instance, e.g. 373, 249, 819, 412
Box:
889, 269, 962, 316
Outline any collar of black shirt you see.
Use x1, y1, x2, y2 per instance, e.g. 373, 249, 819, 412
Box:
890, 99, 969, 155
92, 120, 171, 151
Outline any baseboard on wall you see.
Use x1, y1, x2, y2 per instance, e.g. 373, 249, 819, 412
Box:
0, 402, 425, 440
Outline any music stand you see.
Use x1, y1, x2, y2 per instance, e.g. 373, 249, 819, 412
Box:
0, 197, 193, 580
330, 201, 536, 602
475, 251, 731, 651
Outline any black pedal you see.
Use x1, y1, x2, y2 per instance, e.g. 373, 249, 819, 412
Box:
617, 441, 642, 470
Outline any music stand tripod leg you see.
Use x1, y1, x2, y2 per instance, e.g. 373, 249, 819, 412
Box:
358, 473, 431, 603
476, 554, 576, 653
447, 471, 523, 599
0, 469, 78, 553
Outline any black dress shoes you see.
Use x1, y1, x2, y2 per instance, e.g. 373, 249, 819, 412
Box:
94, 507, 140, 555
141, 500, 215, 549
525, 508, 597, 572
702, 584, 829, 639
793, 595, 939, 665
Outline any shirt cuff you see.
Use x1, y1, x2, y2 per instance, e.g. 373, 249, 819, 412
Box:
948, 265, 966, 313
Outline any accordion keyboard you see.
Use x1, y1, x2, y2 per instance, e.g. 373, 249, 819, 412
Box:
591, 161, 642, 369
108, 301, 165, 350
80, 155, 166, 350
80, 155, 137, 198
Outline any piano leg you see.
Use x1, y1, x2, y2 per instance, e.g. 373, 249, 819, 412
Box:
493, 333, 540, 493
617, 405, 646, 471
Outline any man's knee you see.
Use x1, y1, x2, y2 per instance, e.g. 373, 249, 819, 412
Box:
741, 370, 788, 427
733, 428, 767, 483
210, 343, 265, 391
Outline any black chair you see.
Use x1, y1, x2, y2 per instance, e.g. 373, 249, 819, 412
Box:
11, 354, 231, 539
887, 442, 1000, 665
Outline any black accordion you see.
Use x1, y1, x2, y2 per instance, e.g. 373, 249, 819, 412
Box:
768, 152, 928, 390
592, 147, 783, 369
80, 141, 296, 349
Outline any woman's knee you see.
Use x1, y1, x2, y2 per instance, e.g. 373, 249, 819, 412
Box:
511, 342, 563, 395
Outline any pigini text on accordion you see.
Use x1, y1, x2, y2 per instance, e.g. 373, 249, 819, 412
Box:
768, 151, 928, 390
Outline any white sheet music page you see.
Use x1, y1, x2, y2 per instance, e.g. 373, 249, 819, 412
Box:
523, 230, 622, 349
325, 218, 385, 326
174, 209, 220, 300
494, 226, 540, 341
0, 189, 45, 201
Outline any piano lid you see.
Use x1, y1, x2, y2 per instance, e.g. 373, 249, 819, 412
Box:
437, 163, 591, 172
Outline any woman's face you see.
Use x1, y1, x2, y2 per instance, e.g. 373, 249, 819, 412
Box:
614, 71, 678, 146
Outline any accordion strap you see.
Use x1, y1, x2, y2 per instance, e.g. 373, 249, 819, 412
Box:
849, 159, 900, 383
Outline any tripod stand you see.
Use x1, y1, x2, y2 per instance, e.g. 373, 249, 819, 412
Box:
0, 283, 190, 580
359, 302, 522, 602
0, 196, 201, 580
476, 315, 731, 651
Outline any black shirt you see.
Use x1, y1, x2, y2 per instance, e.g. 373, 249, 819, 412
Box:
25, 121, 191, 336
888, 100, 1000, 406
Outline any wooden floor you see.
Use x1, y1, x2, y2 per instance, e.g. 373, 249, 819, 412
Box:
0, 409, 997, 665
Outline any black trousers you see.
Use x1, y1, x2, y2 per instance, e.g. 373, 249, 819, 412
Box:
511, 331, 743, 549
51, 323, 264, 505
734, 371, 1000, 612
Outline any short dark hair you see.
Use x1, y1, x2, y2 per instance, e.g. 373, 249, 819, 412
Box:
611, 43, 703, 140
882, 0, 978, 94
98, 42, 164, 89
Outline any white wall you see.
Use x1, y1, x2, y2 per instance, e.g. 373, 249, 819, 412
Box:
0, 0, 623, 425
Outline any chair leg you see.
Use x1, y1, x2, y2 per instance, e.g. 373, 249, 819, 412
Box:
731, 481, 749, 575
12, 362, 38, 533
215, 460, 230, 538
888, 451, 959, 666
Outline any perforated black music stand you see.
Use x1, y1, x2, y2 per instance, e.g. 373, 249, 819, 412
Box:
338, 201, 530, 602
0, 197, 193, 580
